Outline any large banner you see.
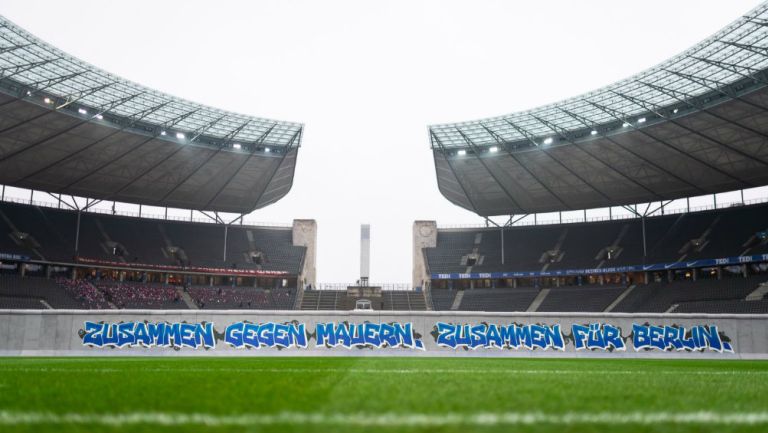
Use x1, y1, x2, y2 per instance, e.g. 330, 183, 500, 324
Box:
1, 311, 765, 358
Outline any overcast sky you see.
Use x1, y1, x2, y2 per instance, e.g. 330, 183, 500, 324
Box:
1, 0, 763, 284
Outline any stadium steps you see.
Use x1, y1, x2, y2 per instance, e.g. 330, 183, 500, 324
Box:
450, 290, 464, 310
526, 289, 550, 312
300, 291, 319, 310
177, 288, 198, 309
746, 282, 768, 301
604, 285, 635, 312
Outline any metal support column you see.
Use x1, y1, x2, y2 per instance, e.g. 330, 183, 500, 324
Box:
641, 216, 647, 260
74, 210, 82, 258
500, 227, 505, 265
223, 225, 229, 262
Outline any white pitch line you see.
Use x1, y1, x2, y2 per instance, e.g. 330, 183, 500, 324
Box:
0, 411, 767, 427
0, 367, 765, 376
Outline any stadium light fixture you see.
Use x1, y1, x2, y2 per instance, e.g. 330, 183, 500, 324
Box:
622, 122, 631, 128
489, 146, 499, 153
638, 117, 646, 123
160, 130, 167, 136
673, 108, 679, 114
43, 97, 52, 104
95, 114, 103, 120
457, 150, 467, 156
25, 90, 31, 96
590, 130, 598, 135
78, 108, 87, 115
543, 137, 553, 145
233, 143, 242, 150
265, 147, 271, 153
176, 132, 185, 140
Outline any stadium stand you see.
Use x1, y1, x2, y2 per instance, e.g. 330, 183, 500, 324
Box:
0, 275, 82, 309
612, 275, 768, 313
0, 201, 306, 274
428, 274, 768, 313
188, 286, 296, 310
425, 202, 768, 275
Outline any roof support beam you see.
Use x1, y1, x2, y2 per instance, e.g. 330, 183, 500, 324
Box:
585, 100, 751, 186
483, 123, 571, 210
249, 128, 302, 210
62, 109, 201, 194
530, 113, 664, 201
0, 87, 142, 164
503, 119, 615, 204
611, 86, 768, 167
455, 127, 524, 211
633, 81, 768, 161
663, 68, 768, 112
14, 96, 165, 184
558, 107, 708, 194
431, 131, 483, 214
693, 57, 768, 86
203, 121, 282, 209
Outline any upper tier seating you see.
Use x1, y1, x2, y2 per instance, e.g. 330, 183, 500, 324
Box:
426, 202, 768, 274
0, 201, 305, 273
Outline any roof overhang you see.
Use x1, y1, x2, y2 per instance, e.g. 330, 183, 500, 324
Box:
430, 2, 768, 216
0, 15, 303, 214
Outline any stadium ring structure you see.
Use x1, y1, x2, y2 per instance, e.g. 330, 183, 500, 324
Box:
429, 2, 768, 217
0, 15, 303, 215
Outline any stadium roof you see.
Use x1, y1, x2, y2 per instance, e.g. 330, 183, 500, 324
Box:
429, 2, 768, 216
0, 15, 303, 214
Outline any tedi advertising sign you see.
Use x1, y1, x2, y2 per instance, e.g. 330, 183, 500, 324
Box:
79, 320, 733, 354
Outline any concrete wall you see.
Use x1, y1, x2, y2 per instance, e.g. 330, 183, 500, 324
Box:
412, 221, 437, 288
292, 219, 317, 287
1, 310, 766, 359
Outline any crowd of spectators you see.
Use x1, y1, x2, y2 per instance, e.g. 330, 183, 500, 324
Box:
56, 278, 111, 309
97, 283, 181, 309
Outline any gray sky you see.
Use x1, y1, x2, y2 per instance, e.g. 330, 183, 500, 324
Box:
1, 0, 763, 284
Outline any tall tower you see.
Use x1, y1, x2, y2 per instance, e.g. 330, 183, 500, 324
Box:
360, 224, 370, 286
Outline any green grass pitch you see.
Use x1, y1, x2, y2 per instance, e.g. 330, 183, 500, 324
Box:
0, 357, 767, 433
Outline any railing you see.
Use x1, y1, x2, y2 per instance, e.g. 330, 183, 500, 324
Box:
437, 196, 768, 229
316, 283, 413, 291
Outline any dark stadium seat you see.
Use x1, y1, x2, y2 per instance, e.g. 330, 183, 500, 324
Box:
0, 201, 305, 274
425, 202, 768, 275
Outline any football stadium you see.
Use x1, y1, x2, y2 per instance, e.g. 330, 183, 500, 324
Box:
1, 1, 768, 432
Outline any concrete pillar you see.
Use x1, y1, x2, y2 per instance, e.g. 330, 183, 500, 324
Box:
692, 268, 697, 282
71, 267, 77, 280
411, 221, 437, 288
19, 263, 26, 278
644, 272, 649, 285
717, 266, 722, 280
513, 278, 518, 289
667, 269, 673, 282
293, 219, 319, 287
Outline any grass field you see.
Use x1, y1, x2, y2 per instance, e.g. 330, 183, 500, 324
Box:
0, 357, 767, 433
